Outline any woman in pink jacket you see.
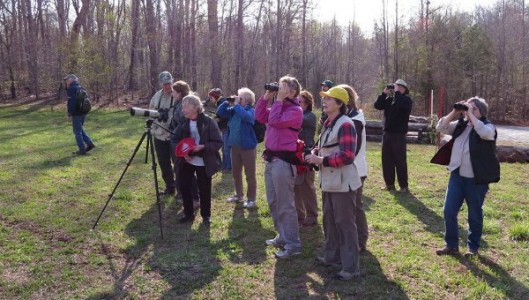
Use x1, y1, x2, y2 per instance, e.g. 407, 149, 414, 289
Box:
255, 75, 303, 259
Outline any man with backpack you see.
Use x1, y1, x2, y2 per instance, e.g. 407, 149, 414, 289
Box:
64, 74, 96, 155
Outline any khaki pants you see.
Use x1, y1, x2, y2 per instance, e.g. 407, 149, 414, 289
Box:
294, 170, 318, 225
231, 146, 257, 200
356, 177, 369, 250
322, 190, 360, 274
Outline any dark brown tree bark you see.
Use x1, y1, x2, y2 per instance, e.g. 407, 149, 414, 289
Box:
145, 0, 159, 95
128, 0, 140, 89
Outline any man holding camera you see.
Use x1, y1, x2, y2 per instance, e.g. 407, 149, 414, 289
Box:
374, 79, 413, 193
149, 71, 177, 195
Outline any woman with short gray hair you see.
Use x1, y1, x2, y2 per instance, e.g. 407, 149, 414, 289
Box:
172, 94, 223, 225
217, 87, 258, 208
435, 96, 500, 257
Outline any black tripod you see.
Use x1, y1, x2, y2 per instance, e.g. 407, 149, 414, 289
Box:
92, 119, 164, 238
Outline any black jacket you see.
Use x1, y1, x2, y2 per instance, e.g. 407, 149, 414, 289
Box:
374, 91, 412, 134
172, 113, 223, 177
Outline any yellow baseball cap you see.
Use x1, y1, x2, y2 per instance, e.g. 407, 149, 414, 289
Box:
319, 86, 348, 104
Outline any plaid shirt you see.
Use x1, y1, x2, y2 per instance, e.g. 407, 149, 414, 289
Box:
321, 116, 357, 168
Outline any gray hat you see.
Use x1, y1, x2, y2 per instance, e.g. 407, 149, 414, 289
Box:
159, 71, 173, 84
63, 74, 78, 81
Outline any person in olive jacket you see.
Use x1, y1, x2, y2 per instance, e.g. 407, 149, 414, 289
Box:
172, 95, 223, 226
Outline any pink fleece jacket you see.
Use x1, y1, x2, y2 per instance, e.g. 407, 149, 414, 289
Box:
255, 96, 303, 152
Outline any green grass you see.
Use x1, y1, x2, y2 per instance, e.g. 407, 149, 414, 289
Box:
1, 102, 529, 299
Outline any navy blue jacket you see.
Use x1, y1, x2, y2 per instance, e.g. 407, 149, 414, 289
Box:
67, 81, 83, 116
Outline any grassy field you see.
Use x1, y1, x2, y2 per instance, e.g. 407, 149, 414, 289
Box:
1, 102, 528, 299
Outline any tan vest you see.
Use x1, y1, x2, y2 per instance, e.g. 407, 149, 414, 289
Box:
318, 115, 362, 193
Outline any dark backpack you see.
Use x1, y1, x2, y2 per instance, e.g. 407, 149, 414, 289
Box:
76, 86, 92, 114
253, 120, 266, 143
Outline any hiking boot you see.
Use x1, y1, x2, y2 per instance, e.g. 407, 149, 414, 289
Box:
436, 246, 459, 256
333, 270, 360, 281
398, 187, 409, 193
464, 248, 479, 258
275, 248, 301, 259
86, 144, 96, 152
315, 256, 341, 268
73, 150, 87, 155
160, 187, 176, 195
381, 185, 396, 191
179, 215, 195, 224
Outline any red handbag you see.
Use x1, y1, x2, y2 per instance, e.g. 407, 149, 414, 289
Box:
430, 139, 454, 166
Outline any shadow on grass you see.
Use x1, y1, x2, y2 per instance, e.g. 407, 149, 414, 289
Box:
273, 242, 410, 298
456, 255, 529, 299
393, 192, 445, 236
89, 201, 225, 298
226, 204, 274, 264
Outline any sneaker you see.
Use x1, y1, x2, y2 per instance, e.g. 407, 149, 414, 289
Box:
436, 246, 459, 256
333, 270, 360, 281
464, 248, 479, 258
226, 195, 243, 203
243, 200, 256, 208
275, 248, 301, 259
86, 144, 96, 152
315, 256, 341, 268
265, 237, 285, 248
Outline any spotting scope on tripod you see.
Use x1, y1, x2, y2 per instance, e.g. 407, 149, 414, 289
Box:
92, 117, 166, 238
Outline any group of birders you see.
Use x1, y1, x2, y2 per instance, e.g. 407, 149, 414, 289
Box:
126, 70, 499, 281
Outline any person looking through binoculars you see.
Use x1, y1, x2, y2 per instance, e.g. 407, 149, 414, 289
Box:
217, 88, 258, 209
374, 79, 413, 193
255, 75, 303, 259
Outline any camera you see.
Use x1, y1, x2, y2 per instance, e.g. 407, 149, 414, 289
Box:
386, 84, 394, 90
453, 103, 468, 111
264, 82, 279, 92
303, 146, 319, 171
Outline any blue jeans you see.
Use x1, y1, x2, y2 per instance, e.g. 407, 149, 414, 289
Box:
443, 170, 489, 250
222, 130, 231, 170
72, 115, 93, 152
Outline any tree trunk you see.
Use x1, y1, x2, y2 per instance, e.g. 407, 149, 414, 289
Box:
128, 0, 139, 90
145, 0, 159, 95
235, 0, 244, 87
207, 0, 221, 87
69, 0, 91, 72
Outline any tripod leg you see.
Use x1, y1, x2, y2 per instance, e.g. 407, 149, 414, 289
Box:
92, 131, 148, 230
144, 130, 150, 164
148, 131, 164, 239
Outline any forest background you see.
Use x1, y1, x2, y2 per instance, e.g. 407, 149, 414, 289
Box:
1, 0, 528, 124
